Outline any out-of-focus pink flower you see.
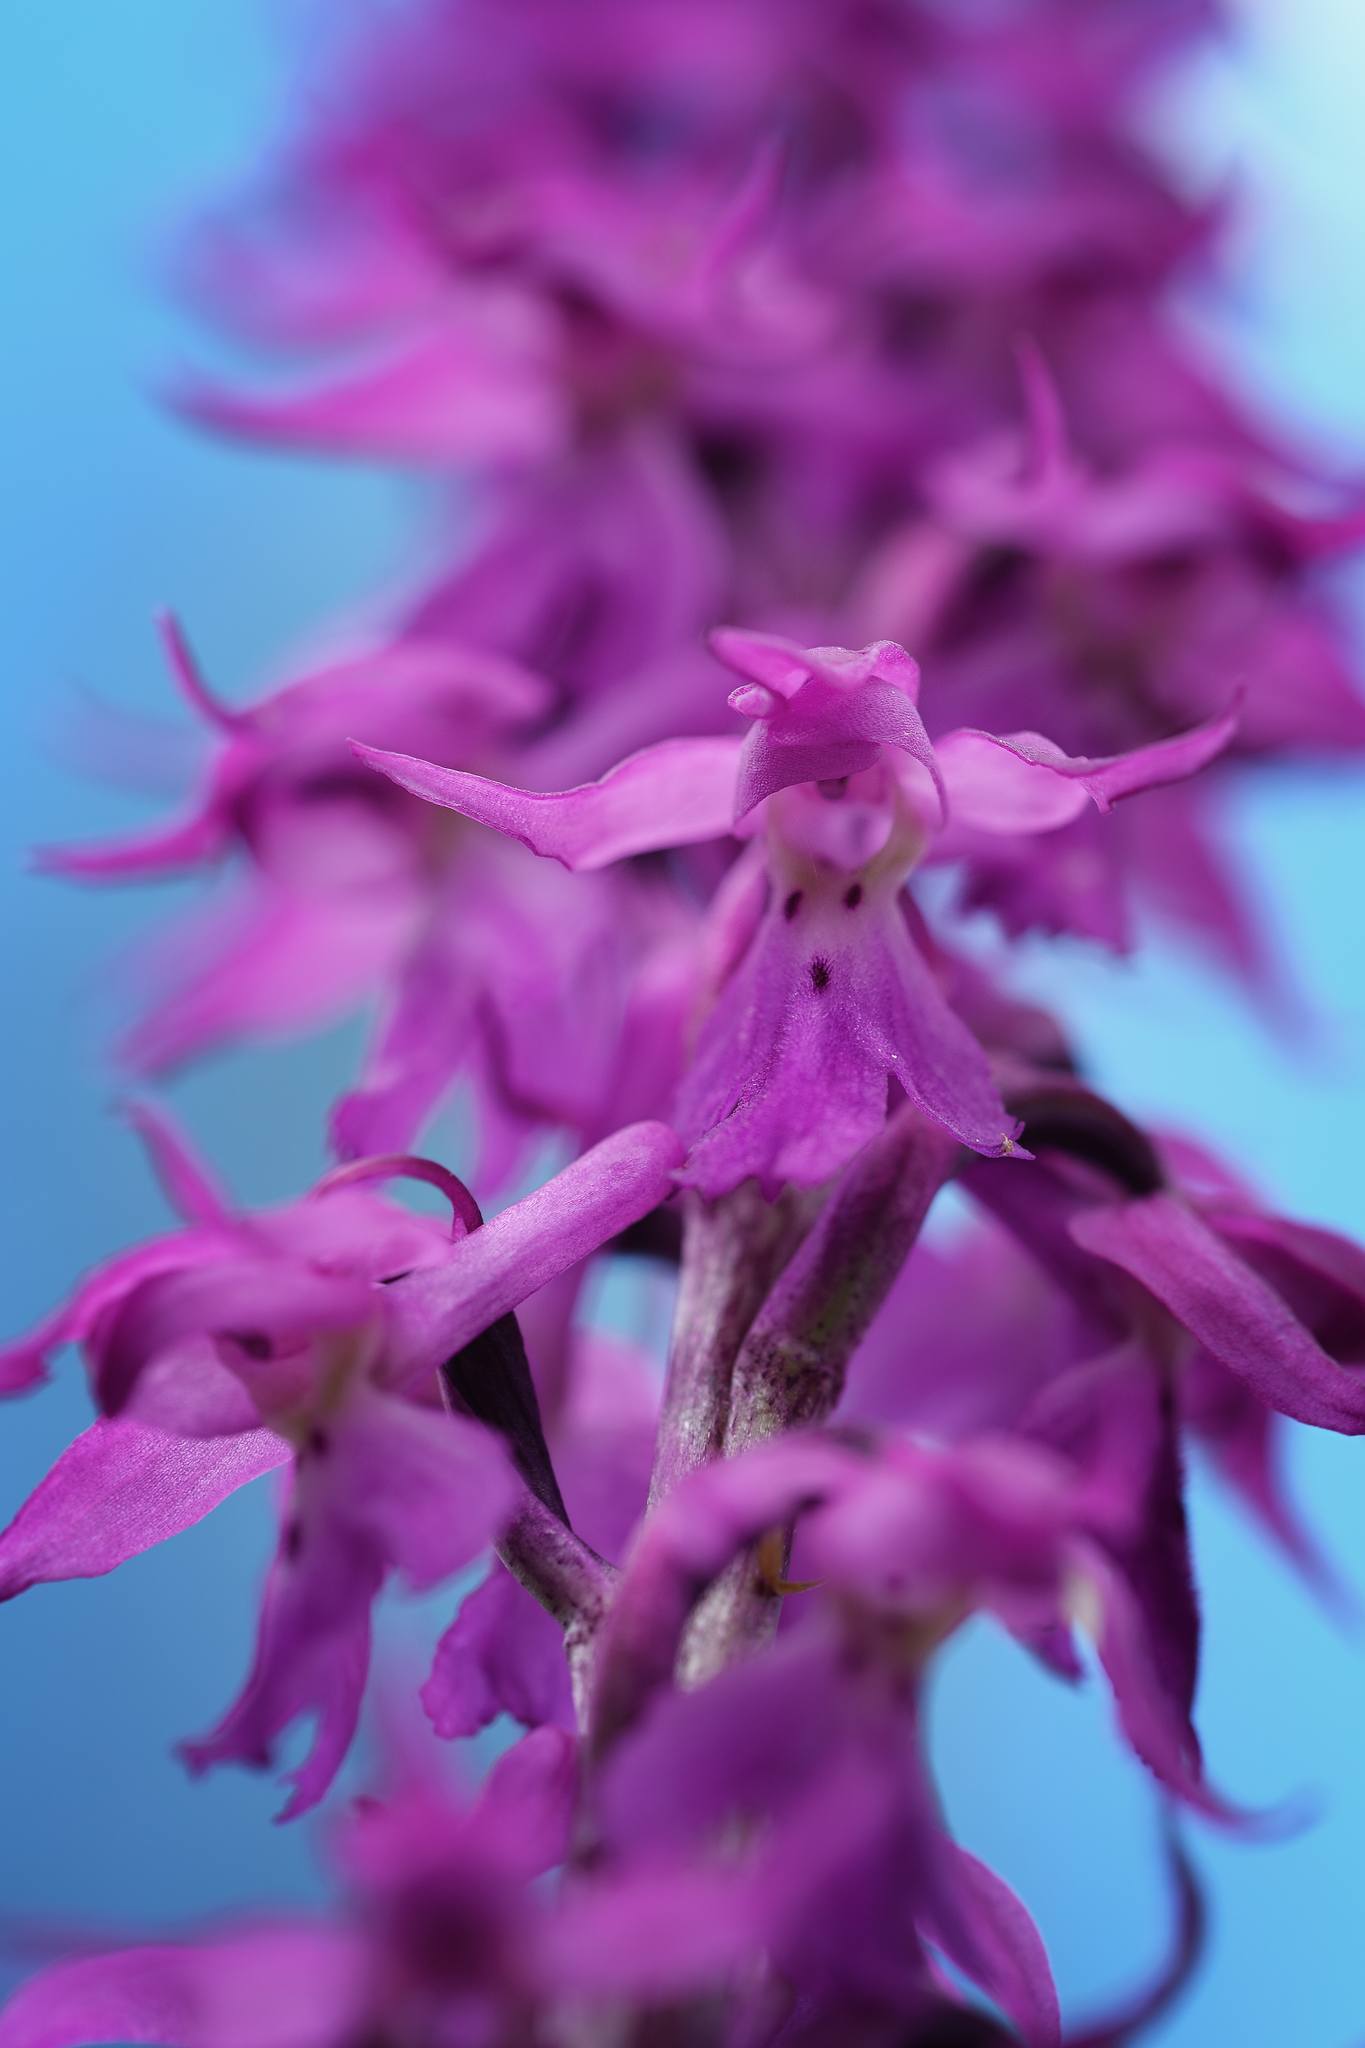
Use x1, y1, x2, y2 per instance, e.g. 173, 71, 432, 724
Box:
0, 1105, 682, 1814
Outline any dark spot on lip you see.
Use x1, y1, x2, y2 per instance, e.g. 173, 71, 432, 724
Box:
282, 1517, 304, 1563
783, 890, 803, 922
809, 956, 832, 992
305, 1426, 331, 1459
228, 1331, 272, 1360
843, 883, 864, 910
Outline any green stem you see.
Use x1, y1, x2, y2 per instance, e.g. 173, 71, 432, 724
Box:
681, 1111, 955, 1684
647, 1183, 818, 1508
496, 1489, 615, 1729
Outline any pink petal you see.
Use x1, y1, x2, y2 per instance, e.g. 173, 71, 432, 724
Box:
1184, 1353, 1351, 1610
592, 1441, 854, 1746
94, 1259, 376, 1416
1, 1232, 239, 1403
153, 611, 246, 733
935, 708, 1239, 836
537, 1866, 765, 2000
181, 1525, 379, 1823
920, 1843, 1061, 2048
1210, 1205, 1365, 1348
183, 1396, 509, 1817
736, 677, 941, 820
384, 1122, 684, 1386
942, 807, 1132, 952
0, 1333, 52, 1396
115, 1347, 266, 1439
334, 1392, 516, 1593
1069, 1193, 1365, 1433
0, 1422, 287, 1600
711, 629, 921, 705
1014, 336, 1072, 492
845, 1223, 1081, 1440
121, 884, 416, 1077
351, 735, 743, 870
1081, 1543, 1248, 1825
0, 1930, 362, 2048
474, 1724, 580, 1877
182, 203, 438, 345
329, 922, 476, 1161
171, 322, 565, 467
123, 1098, 234, 1227
423, 1567, 574, 1738
34, 807, 230, 879
710, 631, 939, 820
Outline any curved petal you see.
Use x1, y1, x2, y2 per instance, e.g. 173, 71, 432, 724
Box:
33, 806, 230, 881
0, 1326, 55, 1396
95, 1259, 376, 1415
1184, 1352, 1352, 1611
181, 1521, 379, 1822
1, 1233, 237, 1402
182, 1399, 509, 1819
121, 883, 415, 1077
0, 1930, 363, 2048
736, 680, 942, 820
920, 1844, 1061, 2048
336, 1392, 515, 1593
384, 1122, 684, 1386
123, 1099, 234, 1228
171, 323, 565, 467
1208, 1207, 1365, 1362
1069, 1193, 1365, 1433
422, 1565, 573, 1738
1079, 1544, 1251, 1826
153, 610, 247, 732
351, 735, 743, 870
0, 1421, 287, 1601
474, 1725, 580, 1878
710, 632, 939, 821
536, 1865, 766, 2002
329, 922, 476, 1161
711, 630, 921, 705
935, 708, 1239, 836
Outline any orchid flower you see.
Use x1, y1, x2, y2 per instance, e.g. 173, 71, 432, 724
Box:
6, 0, 1365, 2042
0, 1104, 682, 1814
358, 630, 1235, 1192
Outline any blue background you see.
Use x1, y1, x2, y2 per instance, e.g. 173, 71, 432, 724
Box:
2, 3, 1363, 2038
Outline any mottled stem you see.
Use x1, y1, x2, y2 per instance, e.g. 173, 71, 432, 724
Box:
724, 1110, 955, 1454
648, 1183, 818, 1507
496, 1487, 616, 1729
673, 1544, 786, 1693
681, 1110, 955, 1684
587, 1441, 843, 1766
438, 1285, 613, 1717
